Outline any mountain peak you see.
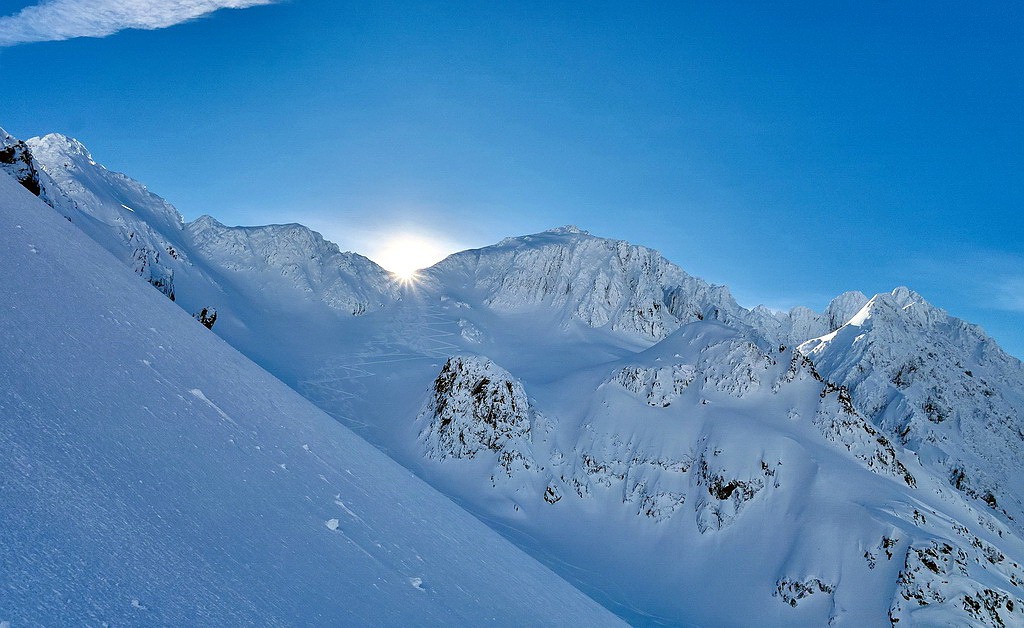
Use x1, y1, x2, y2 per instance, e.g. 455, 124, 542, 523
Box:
543, 225, 589, 235
27, 133, 95, 165
824, 290, 870, 328
188, 214, 223, 230
842, 286, 939, 329
889, 285, 926, 307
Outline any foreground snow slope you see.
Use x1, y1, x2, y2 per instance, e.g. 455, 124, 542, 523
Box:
0, 173, 620, 625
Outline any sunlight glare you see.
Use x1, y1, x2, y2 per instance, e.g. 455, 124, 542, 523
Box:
374, 234, 451, 282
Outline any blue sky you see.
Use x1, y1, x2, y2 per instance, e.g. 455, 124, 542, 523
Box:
1, 1, 1022, 356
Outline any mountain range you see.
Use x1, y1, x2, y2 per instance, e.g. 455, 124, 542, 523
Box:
3, 126, 1023, 626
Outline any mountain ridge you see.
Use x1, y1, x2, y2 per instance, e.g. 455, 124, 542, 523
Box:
4, 125, 1023, 625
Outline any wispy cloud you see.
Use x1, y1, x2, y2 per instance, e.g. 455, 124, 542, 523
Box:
993, 275, 1024, 313
910, 248, 1024, 313
0, 0, 276, 47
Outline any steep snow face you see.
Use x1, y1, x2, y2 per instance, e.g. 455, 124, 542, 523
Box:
186, 215, 397, 316
426, 226, 744, 340
28, 132, 187, 236
0, 170, 620, 626
24, 132, 190, 302
799, 287, 1024, 526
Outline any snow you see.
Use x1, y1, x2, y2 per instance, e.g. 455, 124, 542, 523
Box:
0, 172, 619, 625
5, 126, 1024, 626
185, 215, 396, 316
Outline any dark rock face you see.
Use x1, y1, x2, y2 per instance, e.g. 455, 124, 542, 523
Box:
194, 307, 218, 330
0, 140, 43, 197
890, 539, 1024, 626
131, 246, 175, 301
774, 578, 835, 607
419, 356, 536, 478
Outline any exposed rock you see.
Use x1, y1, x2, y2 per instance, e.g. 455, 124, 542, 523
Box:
774, 577, 835, 607
692, 446, 774, 534
194, 307, 218, 330
890, 539, 1024, 626
418, 356, 537, 480
0, 134, 42, 196
131, 245, 175, 301
610, 363, 695, 407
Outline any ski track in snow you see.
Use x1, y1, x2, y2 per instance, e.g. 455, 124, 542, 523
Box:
299, 294, 459, 438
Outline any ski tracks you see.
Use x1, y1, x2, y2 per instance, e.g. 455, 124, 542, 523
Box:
298, 298, 461, 434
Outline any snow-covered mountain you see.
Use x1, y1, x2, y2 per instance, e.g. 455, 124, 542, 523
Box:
421, 225, 744, 341
4, 125, 1024, 626
186, 214, 396, 316
800, 287, 1024, 527
0, 154, 619, 625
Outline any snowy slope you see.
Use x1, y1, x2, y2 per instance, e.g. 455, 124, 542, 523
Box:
0, 172, 620, 625
9, 126, 1024, 626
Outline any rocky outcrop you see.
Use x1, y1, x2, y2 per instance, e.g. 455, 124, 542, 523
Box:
0, 133, 42, 196
0, 128, 78, 215
890, 539, 1024, 626
194, 307, 218, 329
610, 364, 695, 407
774, 577, 835, 608
554, 433, 692, 523
609, 336, 775, 406
692, 446, 776, 534
418, 356, 538, 480
131, 245, 175, 301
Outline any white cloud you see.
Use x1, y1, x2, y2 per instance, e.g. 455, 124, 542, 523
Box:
0, 0, 276, 46
911, 248, 1024, 314
994, 276, 1024, 313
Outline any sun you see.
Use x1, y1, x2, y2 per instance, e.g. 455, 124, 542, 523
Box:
373, 234, 451, 282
